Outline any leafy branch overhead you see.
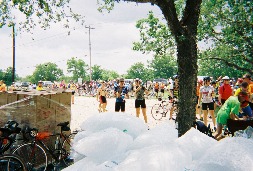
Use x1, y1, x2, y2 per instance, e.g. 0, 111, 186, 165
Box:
0, 0, 84, 31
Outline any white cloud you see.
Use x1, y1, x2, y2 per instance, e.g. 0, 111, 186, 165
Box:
0, 0, 163, 78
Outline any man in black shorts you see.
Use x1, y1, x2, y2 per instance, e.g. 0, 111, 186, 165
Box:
114, 78, 129, 112
134, 78, 149, 123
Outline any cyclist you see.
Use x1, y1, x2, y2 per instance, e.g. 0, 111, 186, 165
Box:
134, 78, 149, 123
97, 81, 108, 112
214, 91, 248, 140
114, 78, 129, 112
218, 76, 233, 105
234, 81, 252, 120
198, 76, 216, 127
154, 82, 159, 98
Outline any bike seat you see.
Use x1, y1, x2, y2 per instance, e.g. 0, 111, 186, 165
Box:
57, 121, 69, 127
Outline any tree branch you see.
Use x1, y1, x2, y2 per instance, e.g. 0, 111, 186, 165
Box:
209, 57, 253, 75
180, 0, 202, 35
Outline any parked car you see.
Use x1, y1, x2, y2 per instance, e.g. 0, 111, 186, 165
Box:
21, 82, 29, 87
42, 81, 54, 87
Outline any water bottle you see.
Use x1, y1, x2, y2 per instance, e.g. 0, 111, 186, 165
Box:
55, 137, 60, 150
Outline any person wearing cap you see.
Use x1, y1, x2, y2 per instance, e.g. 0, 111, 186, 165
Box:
198, 76, 216, 127
114, 78, 129, 112
214, 91, 248, 140
134, 78, 149, 123
36, 81, 44, 91
0, 80, 7, 92
218, 76, 233, 105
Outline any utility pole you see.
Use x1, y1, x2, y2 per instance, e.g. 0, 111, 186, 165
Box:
12, 25, 15, 83
85, 25, 95, 81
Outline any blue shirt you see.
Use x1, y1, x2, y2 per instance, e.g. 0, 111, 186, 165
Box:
114, 85, 128, 102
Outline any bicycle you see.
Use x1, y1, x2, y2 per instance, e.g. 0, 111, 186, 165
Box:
12, 121, 77, 171
151, 96, 178, 121
0, 121, 27, 171
151, 97, 171, 120
0, 154, 27, 171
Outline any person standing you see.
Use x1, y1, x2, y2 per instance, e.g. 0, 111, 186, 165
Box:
214, 91, 248, 140
160, 82, 165, 97
154, 82, 159, 98
114, 78, 129, 112
134, 78, 149, 123
69, 81, 77, 104
97, 81, 108, 112
198, 76, 216, 127
218, 76, 233, 105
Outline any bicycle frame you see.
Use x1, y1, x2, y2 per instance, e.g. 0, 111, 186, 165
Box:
31, 132, 70, 163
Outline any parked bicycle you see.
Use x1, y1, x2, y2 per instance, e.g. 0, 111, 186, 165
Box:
151, 96, 178, 121
12, 121, 77, 171
0, 120, 27, 171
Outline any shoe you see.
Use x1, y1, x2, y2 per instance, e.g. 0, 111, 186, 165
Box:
200, 117, 203, 121
214, 127, 217, 132
209, 116, 212, 119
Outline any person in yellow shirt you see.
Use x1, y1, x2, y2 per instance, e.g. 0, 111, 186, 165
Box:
0, 80, 7, 92
36, 81, 44, 91
234, 81, 252, 119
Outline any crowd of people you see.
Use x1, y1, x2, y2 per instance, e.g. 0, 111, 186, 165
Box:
196, 74, 253, 140
1, 73, 253, 140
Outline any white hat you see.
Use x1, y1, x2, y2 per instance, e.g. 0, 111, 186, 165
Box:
222, 76, 230, 80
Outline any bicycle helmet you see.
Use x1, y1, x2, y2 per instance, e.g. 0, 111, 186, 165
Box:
203, 76, 211, 81
173, 75, 178, 79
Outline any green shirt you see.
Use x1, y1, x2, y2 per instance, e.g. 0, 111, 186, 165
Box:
216, 96, 240, 125
135, 85, 146, 100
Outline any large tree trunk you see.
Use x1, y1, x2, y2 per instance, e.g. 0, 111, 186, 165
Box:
176, 33, 198, 137
157, 0, 202, 137
122, 0, 202, 137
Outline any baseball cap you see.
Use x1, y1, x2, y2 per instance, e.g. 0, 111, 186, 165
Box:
135, 78, 140, 81
119, 78, 124, 82
222, 76, 230, 80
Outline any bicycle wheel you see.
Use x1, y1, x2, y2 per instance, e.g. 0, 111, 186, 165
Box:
12, 142, 48, 171
151, 104, 163, 120
61, 133, 76, 166
0, 154, 27, 171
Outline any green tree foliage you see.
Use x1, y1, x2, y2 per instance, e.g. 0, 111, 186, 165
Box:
67, 57, 89, 82
101, 70, 119, 81
0, 0, 83, 31
149, 55, 177, 79
91, 65, 104, 81
30, 62, 63, 83
0, 67, 18, 85
133, 11, 176, 56
133, 12, 177, 79
198, 0, 253, 75
125, 62, 153, 81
